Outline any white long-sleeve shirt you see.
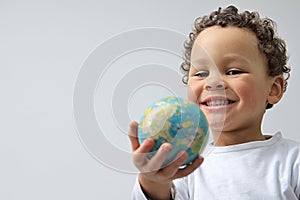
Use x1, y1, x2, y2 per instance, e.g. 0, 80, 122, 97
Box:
132, 132, 300, 199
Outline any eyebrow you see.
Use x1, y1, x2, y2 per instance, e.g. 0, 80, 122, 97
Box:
190, 61, 214, 73
190, 53, 252, 73
190, 56, 215, 67
223, 53, 251, 65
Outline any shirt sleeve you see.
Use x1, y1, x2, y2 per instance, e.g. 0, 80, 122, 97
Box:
131, 177, 147, 200
131, 176, 189, 200
173, 177, 189, 199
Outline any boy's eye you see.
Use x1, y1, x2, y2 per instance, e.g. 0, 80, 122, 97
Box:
195, 71, 209, 78
226, 69, 244, 75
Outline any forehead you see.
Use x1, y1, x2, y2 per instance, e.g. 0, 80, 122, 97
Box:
194, 25, 259, 50
191, 26, 265, 69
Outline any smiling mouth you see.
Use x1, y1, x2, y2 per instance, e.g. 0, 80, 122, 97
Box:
202, 100, 235, 107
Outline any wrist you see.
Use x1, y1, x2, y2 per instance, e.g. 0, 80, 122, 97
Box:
139, 174, 173, 200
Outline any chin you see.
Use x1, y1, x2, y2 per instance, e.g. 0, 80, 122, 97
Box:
206, 111, 226, 124
209, 122, 225, 132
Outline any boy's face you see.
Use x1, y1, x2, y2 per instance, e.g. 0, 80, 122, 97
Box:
188, 26, 282, 135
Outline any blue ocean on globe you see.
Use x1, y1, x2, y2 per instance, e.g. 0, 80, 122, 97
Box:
138, 96, 209, 166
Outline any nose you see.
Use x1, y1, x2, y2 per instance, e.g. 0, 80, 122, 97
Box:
205, 76, 225, 90
206, 83, 224, 90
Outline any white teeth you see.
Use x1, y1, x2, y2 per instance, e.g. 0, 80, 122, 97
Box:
206, 100, 231, 106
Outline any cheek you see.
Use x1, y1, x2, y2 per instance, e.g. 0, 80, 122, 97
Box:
237, 84, 252, 100
187, 80, 202, 103
236, 80, 268, 109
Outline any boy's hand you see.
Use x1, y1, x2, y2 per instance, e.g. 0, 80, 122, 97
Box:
128, 121, 204, 199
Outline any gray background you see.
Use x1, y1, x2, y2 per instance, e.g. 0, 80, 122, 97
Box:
1, 0, 299, 199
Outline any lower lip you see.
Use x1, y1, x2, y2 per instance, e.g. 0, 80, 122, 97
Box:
200, 103, 234, 112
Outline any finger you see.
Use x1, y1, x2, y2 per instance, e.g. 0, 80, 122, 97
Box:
158, 151, 188, 179
133, 138, 155, 167
128, 121, 139, 151
144, 143, 172, 173
173, 156, 204, 180
134, 138, 155, 154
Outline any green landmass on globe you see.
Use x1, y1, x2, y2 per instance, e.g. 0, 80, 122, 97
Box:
138, 96, 209, 166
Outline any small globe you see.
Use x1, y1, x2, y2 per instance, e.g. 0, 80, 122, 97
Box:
138, 96, 209, 166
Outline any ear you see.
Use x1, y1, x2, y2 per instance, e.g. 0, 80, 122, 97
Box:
267, 75, 284, 105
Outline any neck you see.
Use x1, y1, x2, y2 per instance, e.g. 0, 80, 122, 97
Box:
212, 128, 266, 146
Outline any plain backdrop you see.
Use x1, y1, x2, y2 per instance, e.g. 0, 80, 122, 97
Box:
1, 0, 299, 199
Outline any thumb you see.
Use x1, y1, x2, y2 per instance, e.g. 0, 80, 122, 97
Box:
128, 121, 140, 151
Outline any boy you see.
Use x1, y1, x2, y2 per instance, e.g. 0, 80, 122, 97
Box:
129, 5, 299, 199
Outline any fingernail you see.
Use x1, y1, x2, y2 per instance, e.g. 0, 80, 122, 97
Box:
162, 144, 172, 152
143, 139, 151, 145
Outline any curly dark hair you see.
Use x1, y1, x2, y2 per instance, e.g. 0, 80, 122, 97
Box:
180, 5, 291, 109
